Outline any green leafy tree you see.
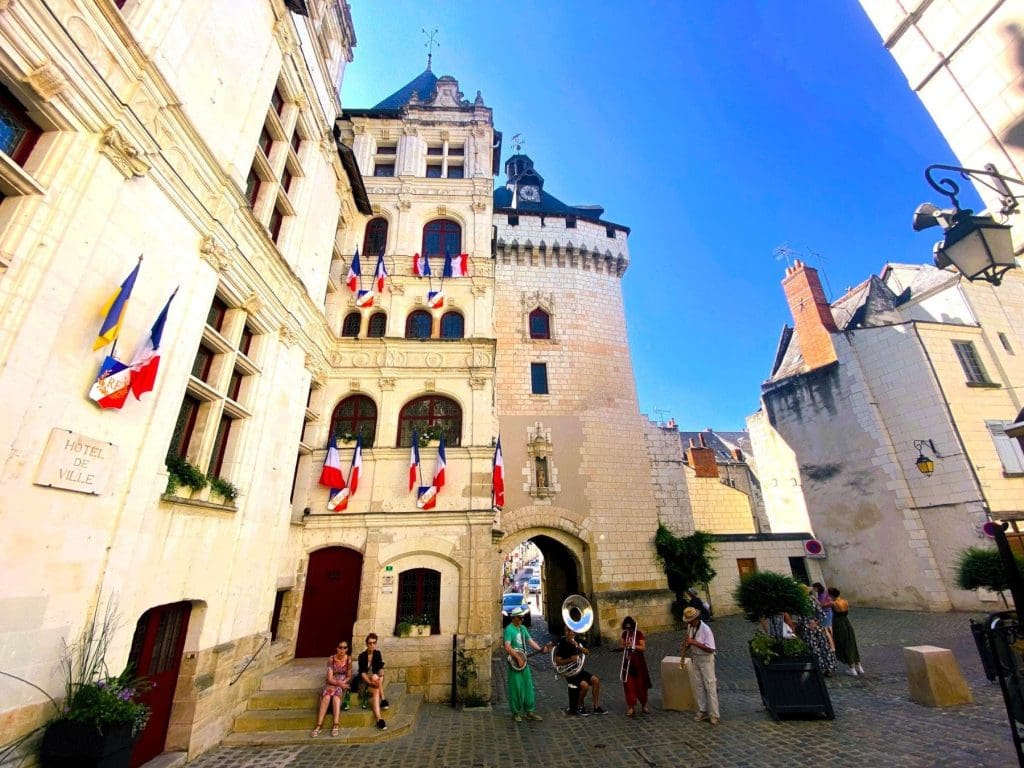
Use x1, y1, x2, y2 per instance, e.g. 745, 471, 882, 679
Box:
654, 524, 716, 618
956, 546, 1024, 607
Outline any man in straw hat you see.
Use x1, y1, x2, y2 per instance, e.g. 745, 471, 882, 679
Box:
504, 605, 552, 724
682, 606, 719, 724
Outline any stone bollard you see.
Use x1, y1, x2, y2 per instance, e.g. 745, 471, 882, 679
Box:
661, 656, 697, 711
903, 645, 973, 707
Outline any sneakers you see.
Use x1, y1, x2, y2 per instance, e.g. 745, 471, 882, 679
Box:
525, 711, 543, 721
376, 718, 387, 730
855, 664, 865, 675
593, 706, 608, 715
845, 667, 858, 677
513, 714, 523, 723
694, 712, 708, 722
575, 707, 589, 717
380, 698, 390, 710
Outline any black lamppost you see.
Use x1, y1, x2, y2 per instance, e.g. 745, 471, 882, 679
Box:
913, 163, 1023, 285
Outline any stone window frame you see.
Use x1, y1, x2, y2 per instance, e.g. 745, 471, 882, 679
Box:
439, 311, 464, 339
168, 292, 263, 486
396, 394, 462, 447
520, 293, 557, 343
341, 311, 361, 337
524, 422, 559, 500
395, 567, 441, 635
952, 340, 992, 385
330, 394, 378, 448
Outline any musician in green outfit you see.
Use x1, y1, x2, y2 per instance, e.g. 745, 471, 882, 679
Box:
503, 606, 552, 723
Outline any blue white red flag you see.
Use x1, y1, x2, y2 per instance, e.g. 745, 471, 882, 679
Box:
346, 248, 361, 293
327, 487, 349, 512
416, 485, 437, 510
432, 435, 446, 490
374, 252, 388, 293
319, 437, 346, 489
427, 290, 444, 309
413, 252, 430, 277
93, 259, 141, 350
89, 355, 133, 409
408, 430, 420, 491
355, 289, 375, 308
443, 250, 469, 278
493, 435, 505, 508
348, 438, 362, 496
129, 288, 177, 400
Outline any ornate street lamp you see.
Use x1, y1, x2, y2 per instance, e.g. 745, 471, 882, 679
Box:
913, 163, 1023, 285
912, 439, 937, 476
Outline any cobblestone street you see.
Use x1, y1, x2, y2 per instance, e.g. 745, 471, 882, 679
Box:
189, 608, 1014, 767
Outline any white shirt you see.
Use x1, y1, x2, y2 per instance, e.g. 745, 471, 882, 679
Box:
688, 621, 716, 654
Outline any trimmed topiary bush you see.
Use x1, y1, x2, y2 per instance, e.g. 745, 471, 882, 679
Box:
956, 546, 1024, 606
733, 571, 813, 626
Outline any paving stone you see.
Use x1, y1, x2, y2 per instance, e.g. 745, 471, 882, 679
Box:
187, 608, 1015, 767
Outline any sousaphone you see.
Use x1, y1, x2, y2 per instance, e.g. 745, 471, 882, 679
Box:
551, 594, 594, 676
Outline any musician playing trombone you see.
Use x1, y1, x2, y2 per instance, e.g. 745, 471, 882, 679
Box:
503, 606, 552, 724
554, 626, 607, 716
619, 616, 652, 717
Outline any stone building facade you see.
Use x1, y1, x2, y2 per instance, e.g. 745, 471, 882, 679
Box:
755, 259, 1024, 610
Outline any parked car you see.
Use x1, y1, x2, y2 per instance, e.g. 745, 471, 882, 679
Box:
527, 576, 541, 594
501, 592, 532, 627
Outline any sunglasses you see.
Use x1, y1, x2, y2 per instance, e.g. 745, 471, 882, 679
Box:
337, 644, 348, 649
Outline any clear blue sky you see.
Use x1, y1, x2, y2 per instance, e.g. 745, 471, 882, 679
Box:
340, 1, 981, 430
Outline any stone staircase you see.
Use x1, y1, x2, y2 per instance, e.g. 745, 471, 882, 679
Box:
223, 658, 422, 746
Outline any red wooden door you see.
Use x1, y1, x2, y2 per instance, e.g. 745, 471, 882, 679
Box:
128, 601, 191, 767
295, 547, 363, 657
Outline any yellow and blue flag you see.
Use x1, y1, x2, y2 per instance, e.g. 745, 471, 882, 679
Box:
93, 260, 141, 351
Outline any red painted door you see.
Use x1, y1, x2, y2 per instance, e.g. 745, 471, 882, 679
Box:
128, 601, 191, 767
295, 547, 363, 657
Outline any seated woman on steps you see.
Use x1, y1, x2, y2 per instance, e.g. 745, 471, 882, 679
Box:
311, 640, 352, 737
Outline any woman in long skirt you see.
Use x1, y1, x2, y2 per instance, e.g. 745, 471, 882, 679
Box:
797, 587, 836, 676
620, 616, 652, 716
828, 587, 864, 676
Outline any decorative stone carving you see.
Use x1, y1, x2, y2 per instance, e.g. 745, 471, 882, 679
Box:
98, 127, 151, 178
390, 284, 405, 296
424, 379, 436, 391
469, 377, 486, 390
199, 236, 229, 272
0, 0, 12, 12
352, 352, 372, 367
23, 61, 66, 100
436, 205, 447, 216
472, 197, 488, 213
330, 352, 343, 366
348, 380, 361, 392
525, 422, 559, 499
293, 93, 307, 110
425, 352, 443, 369
241, 292, 264, 316
471, 284, 487, 297
278, 325, 298, 347
397, 197, 412, 210
379, 377, 396, 390
440, 129, 449, 141
273, 18, 297, 55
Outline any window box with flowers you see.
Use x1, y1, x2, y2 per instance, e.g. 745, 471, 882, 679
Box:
417, 426, 445, 448
398, 614, 433, 636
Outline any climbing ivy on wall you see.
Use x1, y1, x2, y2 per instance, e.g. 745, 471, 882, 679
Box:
654, 524, 717, 619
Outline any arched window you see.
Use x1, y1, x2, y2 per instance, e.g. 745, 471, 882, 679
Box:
421, 219, 461, 257
330, 395, 377, 447
362, 217, 388, 257
341, 312, 361, 338
405, 310, 432, 339
439, 312, 464, 339
529, 308, 550, 339
397, 395, 462, 447
367, 312, 387, 338
396, 568, 440, 635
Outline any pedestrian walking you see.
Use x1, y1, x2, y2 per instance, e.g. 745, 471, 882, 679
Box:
682, 606, 719, 725
828, 587, 865, 676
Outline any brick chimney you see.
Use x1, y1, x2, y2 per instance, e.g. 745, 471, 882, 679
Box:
687, 442, 719, 478
782, 259, 837, 370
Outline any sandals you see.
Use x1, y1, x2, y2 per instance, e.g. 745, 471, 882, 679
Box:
625, 708, 634, 717
642, 705, 652, 714
310, 725, 322, 737
331, 724, 340, 737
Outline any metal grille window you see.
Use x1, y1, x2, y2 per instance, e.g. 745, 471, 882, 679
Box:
397, 395, 462, 447
367, 312, 387, 338
439, 312, 464, 339
341, 312, 361, 338
396, 568, 440, 634
330, 395, 377, 447
953, 341, 991, 384
362, 217, 388, 257
405, 310, 432, 339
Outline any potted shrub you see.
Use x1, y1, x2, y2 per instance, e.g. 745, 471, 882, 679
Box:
39, 601, 150, 768
956, 546, 1024, 608
207, 475, 239, 504
733, 571, 834, 720
164, 454, 207, 498
396, 619, 414, 638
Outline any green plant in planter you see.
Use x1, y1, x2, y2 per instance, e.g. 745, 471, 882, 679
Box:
417, 426, 445, 446
164, 454, 208, 495
208, 475, 239, 503
750, 632, 810, 664
733, 571, 813, 638
335, 429, 360, 445
654, 524, 716, 619
955, 546, 1024, 607
396, 621, 413, 638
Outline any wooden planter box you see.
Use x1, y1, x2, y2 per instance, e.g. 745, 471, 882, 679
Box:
749, 645, 834, 720
40, 721, 135, 768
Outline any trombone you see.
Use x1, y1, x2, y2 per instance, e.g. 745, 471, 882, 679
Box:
620, 620, 639, 682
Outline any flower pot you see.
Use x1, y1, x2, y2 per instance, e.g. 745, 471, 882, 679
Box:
40, 721, 135, 768
749, 644, 834, 720
415, 624, 430, 636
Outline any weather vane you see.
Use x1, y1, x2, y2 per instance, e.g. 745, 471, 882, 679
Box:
422, 28, 439, 70
511, 133, 525, 153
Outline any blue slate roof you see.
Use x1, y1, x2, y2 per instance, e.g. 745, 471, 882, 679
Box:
374, 68, 438, 109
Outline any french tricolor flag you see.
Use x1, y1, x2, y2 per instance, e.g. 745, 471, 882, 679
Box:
374, 252, 388, 293
355, 290, 375, 308
88, 355, 133, 410
319, 438, 346, 489
346, 248, 361, 293
416, 485, 437, 510
408, 429, 420, 491
348, 438, 362, 496
427, 290, 444, 309
413, 252, 430, 277
432, 435, 446, 490
443, 249, 469, 278
129, 288, 177, 400
493, 435, 505, 508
